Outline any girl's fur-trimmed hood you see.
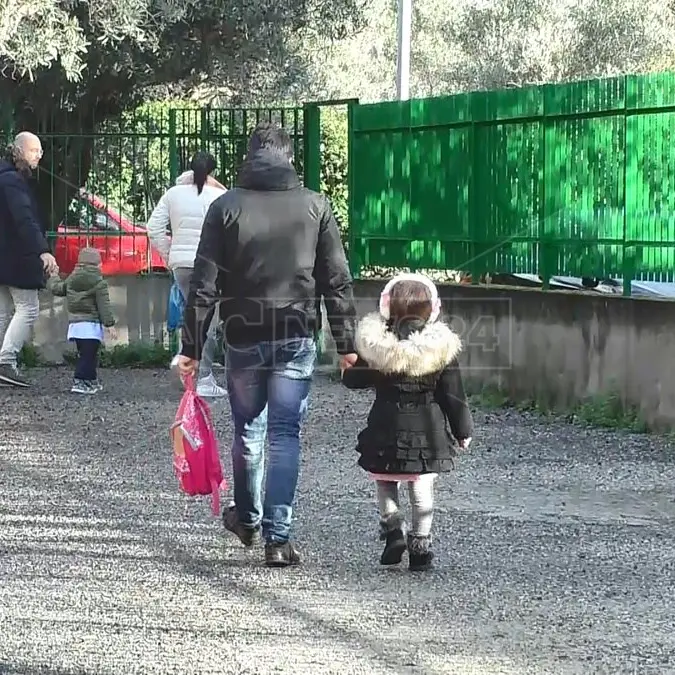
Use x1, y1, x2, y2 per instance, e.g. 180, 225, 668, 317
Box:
355, 312, 462, 377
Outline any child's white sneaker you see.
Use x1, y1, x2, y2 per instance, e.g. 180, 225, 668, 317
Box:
196, 373, 227, 398
71, 379, 97, 395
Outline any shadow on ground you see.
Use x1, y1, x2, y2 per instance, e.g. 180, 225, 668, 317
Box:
0, 368, 674, 674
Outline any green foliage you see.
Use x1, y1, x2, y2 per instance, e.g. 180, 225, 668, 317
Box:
0, 0, 365, 231
470, 386, 510, 409
20, 341, 173, 369
294, 0, 675, 108
470, 385, 651, 433
18, 344, 41, 368
63, 342, 173, 369
84, 101, 188, 224
574, 394, 649, 433
319, 107, 349, 238
0, 0, 88, 82
83, 100, 207, 225
1, 0, 366, 87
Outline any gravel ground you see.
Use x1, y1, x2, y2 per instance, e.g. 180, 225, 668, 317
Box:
1, 368, 674, 675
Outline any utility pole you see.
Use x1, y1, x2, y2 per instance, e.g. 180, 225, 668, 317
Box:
396, 0, 412, 100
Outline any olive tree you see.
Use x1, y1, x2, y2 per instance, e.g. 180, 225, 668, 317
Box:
307, 0, 675, 101
0, 0, 366, 226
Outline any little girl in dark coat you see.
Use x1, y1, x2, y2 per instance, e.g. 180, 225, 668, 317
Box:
342, 273, 474, 571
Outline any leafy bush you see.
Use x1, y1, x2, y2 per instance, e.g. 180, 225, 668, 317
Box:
19, 341, 173, 369
319, 107, 349, 242
76, 342, 173, 368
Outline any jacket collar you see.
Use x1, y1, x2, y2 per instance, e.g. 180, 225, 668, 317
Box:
0, 159, 27, 179
0, 159, 14, 176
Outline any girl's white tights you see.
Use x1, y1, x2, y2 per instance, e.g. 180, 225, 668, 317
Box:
375, 474, 435, 537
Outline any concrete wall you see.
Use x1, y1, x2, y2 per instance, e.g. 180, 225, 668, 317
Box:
35, 273, 171, 363
33, 275, 675, 427
321, 281, 675, 429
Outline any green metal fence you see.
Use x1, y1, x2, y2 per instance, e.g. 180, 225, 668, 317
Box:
2, 104, 308, 275
348, 72, 675, 289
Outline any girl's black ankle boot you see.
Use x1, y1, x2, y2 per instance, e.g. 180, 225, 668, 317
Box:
407, 535, 434, 571
380, 527, 406, 565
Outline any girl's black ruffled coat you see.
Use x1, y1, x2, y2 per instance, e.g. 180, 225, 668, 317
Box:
342, 312, 474, 475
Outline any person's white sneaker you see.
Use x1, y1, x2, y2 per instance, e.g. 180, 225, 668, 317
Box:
170, 354, 180, 370
196, 373, 227, 398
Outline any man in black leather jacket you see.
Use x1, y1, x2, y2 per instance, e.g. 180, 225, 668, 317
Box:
178, 121, 357, 567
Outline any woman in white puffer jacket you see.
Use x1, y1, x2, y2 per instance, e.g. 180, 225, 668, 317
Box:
147, 152, 227, 398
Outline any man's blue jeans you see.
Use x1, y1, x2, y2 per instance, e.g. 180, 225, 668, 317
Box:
226, 337, 316, 544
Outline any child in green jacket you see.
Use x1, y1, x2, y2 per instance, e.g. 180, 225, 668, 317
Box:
48, 248, 117, 394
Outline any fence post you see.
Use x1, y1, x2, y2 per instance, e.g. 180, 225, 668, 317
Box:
200, 107, 209, 152
302, 104, 324, 360
622, 95, 632, 298
168, 109, 178, 185
468, 120, 480, 284
622, 254, 633, 298
347, 101, 359, 280
303, 104, 321, 191
167, 109, 177, 349
539, 109, 550, 291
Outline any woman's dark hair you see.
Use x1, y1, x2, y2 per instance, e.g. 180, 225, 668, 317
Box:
387, 280, 433, 338
190, 151, 217, 194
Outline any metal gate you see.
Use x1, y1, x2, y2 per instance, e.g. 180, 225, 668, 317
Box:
2, 105, 310, 274
168, 106, 308, 188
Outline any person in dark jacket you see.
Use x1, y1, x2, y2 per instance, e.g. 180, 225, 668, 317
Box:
0, 132, 58, 387
342, 273, 474, 572
177, 121, 357, 567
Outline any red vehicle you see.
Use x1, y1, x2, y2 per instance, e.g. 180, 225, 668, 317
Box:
54, 189, 168, 276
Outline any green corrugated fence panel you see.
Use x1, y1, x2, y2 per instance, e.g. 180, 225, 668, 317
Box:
543, 76, 625, 116
546, 241, 624, 279
543, 114, 625, 278
471, 85, 543, 123
626, 110, 675, 282
633, 249, 675, 282
410, 94, 472, 128
626, 72, 675, 110
351, 129, 412, 239
354, 238, 473, 271
472, 122, 542, 274
348, 72, 675, 281
352, 100, 411, 132
408, 127, 471, 242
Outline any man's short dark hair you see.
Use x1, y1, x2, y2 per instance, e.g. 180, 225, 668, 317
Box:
247, 121, 293, 160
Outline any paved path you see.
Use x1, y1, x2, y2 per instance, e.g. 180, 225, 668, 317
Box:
1, 369, 674, 675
